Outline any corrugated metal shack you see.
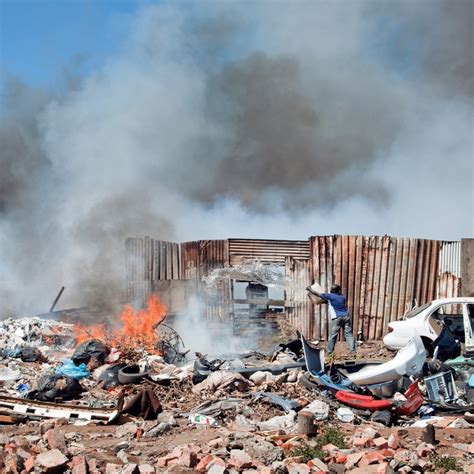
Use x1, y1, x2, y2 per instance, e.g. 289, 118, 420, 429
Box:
125, 235, 461, 341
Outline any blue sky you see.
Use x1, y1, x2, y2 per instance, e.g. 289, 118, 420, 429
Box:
0, 0, 159, 86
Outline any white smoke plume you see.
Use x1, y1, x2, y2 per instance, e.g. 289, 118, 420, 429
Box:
1, 1, 472, 316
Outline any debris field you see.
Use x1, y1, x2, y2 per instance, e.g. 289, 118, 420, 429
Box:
0, 302, 473, 474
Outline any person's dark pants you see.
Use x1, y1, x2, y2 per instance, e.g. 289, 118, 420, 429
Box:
327, 316, 355, 354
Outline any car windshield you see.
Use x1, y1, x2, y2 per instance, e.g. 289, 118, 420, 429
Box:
405, 302, 432, 318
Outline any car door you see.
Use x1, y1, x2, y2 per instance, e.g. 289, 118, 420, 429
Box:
429, 302, 464, 341
463, 303, 474, 354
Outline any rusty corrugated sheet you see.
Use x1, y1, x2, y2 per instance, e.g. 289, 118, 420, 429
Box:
438, 241, 461, 276
307, 236, 447, 341
285, 257, 312, 336
180, 241, 200, 280
436, 241, 461, 304
199, 240, 230, 322
229, 239, 310, 266
125, 237, 180, 306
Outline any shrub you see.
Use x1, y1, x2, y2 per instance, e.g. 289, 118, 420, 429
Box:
434, 455, 463, 472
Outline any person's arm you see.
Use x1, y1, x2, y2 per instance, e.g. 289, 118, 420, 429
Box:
307, 292, 327, 305
306, 285, 323, 298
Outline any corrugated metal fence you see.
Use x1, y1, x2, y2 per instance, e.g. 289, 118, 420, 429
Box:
288, 236, 442, 340
126, 235, 462, 340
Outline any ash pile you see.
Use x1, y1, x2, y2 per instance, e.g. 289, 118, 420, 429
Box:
0, 304, 473, 473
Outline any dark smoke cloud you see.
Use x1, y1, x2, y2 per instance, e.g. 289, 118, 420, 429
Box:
369, 0, 473, 97
0, 1, 472, 316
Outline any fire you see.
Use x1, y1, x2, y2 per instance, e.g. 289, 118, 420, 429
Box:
74, 295, 167, 352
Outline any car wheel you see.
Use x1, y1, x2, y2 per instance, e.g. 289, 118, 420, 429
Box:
118, 364, 149, 384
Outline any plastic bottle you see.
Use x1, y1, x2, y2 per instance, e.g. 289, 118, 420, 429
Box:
188, 413, 218, 427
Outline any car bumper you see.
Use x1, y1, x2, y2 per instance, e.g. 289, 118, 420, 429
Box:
382, 333, 404, 351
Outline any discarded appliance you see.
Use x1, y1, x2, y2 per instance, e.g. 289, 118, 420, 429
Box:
424, 371, 458, 403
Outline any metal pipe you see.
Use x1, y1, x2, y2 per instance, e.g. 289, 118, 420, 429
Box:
49, 286, 65, 313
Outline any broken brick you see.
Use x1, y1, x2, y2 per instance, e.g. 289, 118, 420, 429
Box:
373, 437, 388, 449
195, 454, 213, 472
416, 442, 434, 458
36, 449, 69, 473
358, 451, 385, 466
46, 429, 68, 456
71, 455, 89, 474
137, 465, 155, 474
353, 437, 371, 448
387, 433, 399, 449
345, 452, 365, 470
286, 463, 311, 474
229, 449, 253, 469
177, 450, 198, 468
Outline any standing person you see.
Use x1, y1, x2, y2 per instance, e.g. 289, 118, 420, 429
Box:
306, 283, 356, 356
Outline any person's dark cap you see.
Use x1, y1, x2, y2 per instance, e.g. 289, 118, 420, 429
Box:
330, 284, 341, 294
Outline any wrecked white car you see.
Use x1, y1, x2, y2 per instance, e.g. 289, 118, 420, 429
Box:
383, 297, 474, 356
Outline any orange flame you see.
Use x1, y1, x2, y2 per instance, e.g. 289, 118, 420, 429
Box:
74, 295, 167, 352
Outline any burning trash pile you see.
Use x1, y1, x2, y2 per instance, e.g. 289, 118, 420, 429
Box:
0, 296, 473, 473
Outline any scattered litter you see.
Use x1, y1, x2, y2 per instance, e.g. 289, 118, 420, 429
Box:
0, 365, 21, 381
336, 406, 355, 422
253, 391, 300, 413
55, 359, 91, 380
189, 413, 218, 427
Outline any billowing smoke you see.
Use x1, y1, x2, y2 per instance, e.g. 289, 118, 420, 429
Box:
1, 1, 472, 316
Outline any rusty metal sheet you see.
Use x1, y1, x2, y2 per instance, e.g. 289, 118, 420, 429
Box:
229, 239, 310, 266
285, 257, 311, 336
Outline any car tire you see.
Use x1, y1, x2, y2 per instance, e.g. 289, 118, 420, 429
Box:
118, 365, 149, 384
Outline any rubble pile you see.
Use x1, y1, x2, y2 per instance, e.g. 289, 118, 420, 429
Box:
0, 315, 473, 473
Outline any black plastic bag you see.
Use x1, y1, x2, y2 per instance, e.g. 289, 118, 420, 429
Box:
99, 363, 126, 389
28, 375, 83, 401
20, 346, 45, 362
72, 339, 109, 366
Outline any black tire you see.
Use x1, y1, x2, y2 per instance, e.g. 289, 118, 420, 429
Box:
118, 365, 149, 384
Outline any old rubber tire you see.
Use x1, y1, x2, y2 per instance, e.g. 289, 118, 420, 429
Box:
118, 365, 149, 384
